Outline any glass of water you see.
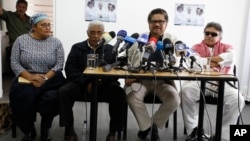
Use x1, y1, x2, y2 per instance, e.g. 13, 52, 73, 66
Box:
87, 54, 99, 69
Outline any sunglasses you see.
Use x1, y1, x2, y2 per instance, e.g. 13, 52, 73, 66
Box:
204, 31, 218, 37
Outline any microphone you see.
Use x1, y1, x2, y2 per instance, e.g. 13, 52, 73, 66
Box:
112, 30, 127, 54
163, 38, 174, 55
175, 41, 187, 57
137, 33, 149, 50
142, 37, 157, 62
99, 31, 116, 66
190, 56, 196, 68
163, 38, 176, 67
102, 61, 121, 72
175, 40, 187, 70
186, 48, 200, 69
118, 33, 139, 53
156, 41, 168, 69
186, 47, 195, 57
184, 48, 202, 73
99, 31, 116, 46
156, 41, 166, 61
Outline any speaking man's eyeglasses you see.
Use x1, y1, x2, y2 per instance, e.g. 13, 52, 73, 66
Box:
150, 20, 166, 25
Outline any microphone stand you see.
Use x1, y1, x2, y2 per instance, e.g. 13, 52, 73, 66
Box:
178, 52, 186, 71
98, 43, 107, 67
114, 47, 119, 66
190, 60, 194, 69
158, 50, 167, 71
143, 59, 150, 72
102, 49, 124, 72
166, 62, 178, 73
125, 45, 129, 67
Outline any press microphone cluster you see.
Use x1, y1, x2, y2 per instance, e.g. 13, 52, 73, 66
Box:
118, 33, 139, 53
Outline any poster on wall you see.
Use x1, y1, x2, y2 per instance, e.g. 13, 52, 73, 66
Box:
174, 3, 205, 26
85, 0, 117, 22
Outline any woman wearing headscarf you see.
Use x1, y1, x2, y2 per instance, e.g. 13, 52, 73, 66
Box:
9, 12, 65, 141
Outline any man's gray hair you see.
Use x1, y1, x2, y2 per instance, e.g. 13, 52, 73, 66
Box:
87, 20, 104, 31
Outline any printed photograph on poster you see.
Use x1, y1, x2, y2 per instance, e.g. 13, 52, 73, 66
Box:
85, 0, 117, 22
174, 3, 205, 26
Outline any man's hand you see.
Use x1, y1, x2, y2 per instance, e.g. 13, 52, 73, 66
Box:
210, 62, 219, 68
125, 79, 137, 86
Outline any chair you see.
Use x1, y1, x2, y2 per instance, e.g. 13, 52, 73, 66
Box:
10, 94, 128, 140
204, 65, 237, 110
117, 94, 178, 140
183, 65, 238, 135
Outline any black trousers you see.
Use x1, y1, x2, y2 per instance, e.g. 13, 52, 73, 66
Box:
9, 72, 65, 135
5, 45, 12, 72
58, 80, 126, 132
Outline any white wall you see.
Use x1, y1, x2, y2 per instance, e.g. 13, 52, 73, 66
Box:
55, 0, 249, 67
55, 0, 250, 97
240, 4, 250, 101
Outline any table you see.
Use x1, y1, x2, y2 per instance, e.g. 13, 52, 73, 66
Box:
83, 67, 237, 141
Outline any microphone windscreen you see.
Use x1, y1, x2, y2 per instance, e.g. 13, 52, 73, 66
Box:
175, 43, 187, 50
175, 40, 183, 45
190, 56, 196, 61
142, 37, 157, 62
186, 48, 195, 57
147, 37, 157, 51
131, 33, 139, 39
162, 38, 174, 55
137, 33, 149, 44
117, 30, 127, 38
156, 41, 163, 50
112, 30, 127, 53
109, 31, 116, 38
175, 41, 187, 57
123, 36, 137, 43
102, 32, 115, 43
163, 38, 172, 45
148, 37, 157, 43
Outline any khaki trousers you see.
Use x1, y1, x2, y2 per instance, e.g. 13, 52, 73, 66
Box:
126, 80, 180, 131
